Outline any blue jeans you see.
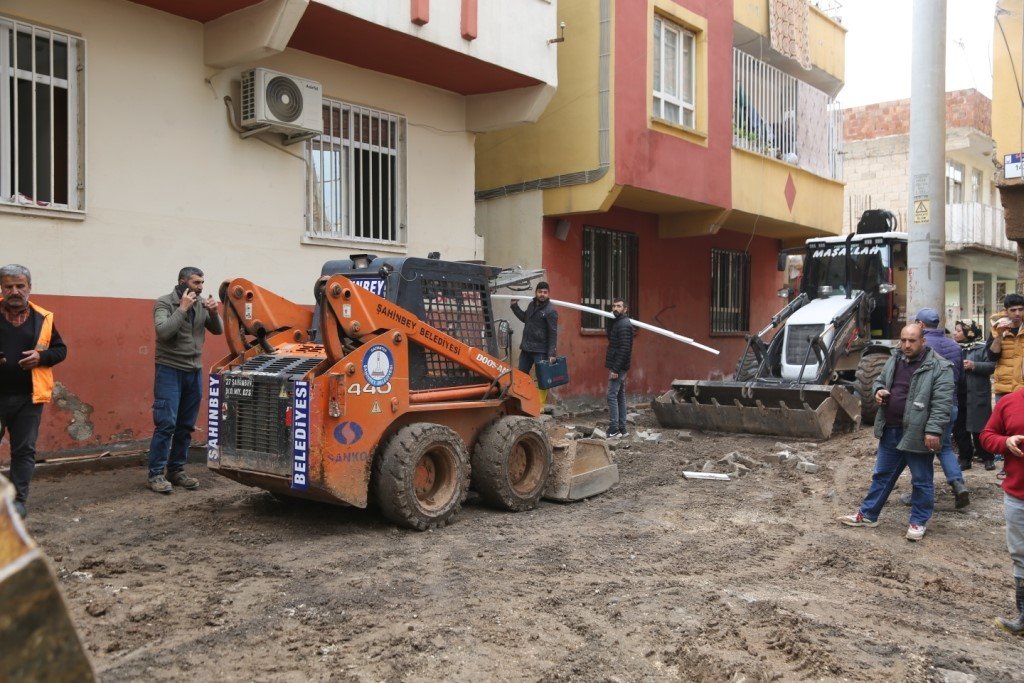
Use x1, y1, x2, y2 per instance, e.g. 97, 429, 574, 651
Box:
936, 404, 964, 484
148, 364, 202, 478
1006, 493, 1024, 579
607, 372, 627, 432
517, 351, 547, 375
860, 426, 935, 526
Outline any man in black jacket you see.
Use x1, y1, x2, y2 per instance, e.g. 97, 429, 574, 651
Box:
0, 264, 68, 518
511, 282, 559, 402
605, 298, 633, 438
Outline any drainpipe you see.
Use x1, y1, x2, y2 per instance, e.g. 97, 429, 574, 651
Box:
475, 0, 611, 200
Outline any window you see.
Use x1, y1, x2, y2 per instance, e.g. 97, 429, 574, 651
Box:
970, 168, 982, 203
581, 227, 638, 331
945, 160, 964, 204
652, 15, 695, 128
0, 18, 84, 211
711, 249, 750, 334
307, 98, 406, 242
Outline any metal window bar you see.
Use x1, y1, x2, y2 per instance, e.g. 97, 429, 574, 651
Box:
580, 226, 638, 330
710, 249, 750, 334
732, 48, 842, 180
308, 98, 403, 241
1, 18, 79, 208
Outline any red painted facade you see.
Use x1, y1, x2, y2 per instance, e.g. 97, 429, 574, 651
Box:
0, 295, 227, 462
613, 0, 733, 209
542, 210, 784, 399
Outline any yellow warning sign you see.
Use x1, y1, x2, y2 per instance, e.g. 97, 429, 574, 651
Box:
371, 400, 382, 414
913, 199, 930, 224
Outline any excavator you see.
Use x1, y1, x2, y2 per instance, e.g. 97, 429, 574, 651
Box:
207, 255, 617, 530
653, 210, 908, 440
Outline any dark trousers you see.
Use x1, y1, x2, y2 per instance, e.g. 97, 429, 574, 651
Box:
0, 394, 44, 504
148, 364, 202, 478
517, 351, 547, 375
953, 403, 992, 464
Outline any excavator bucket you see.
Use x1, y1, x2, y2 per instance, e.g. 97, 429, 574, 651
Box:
544, 438, 620, 502
0, 475, 95, 682
652, 380, 861, 440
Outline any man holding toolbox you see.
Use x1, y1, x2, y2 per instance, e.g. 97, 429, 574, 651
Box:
511, 281, 559, 403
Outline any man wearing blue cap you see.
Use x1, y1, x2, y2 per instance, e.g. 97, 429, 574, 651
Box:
914, 307, 969, 508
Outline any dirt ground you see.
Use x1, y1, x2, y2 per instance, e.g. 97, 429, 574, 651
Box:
21, 407, 1024, 682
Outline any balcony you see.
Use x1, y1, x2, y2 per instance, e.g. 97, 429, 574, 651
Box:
945, 202, 1016, 255
732, 49, 843, 181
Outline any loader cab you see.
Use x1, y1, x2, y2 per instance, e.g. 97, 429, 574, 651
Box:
801, 233, 908, 340
318, 254, 502, 390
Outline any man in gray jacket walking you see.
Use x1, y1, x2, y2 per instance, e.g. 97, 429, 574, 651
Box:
838, 325, 954, 542
147, 267, 223, 493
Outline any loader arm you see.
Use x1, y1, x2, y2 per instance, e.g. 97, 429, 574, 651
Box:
218, 278, 315, 360
318, 274, 542, 416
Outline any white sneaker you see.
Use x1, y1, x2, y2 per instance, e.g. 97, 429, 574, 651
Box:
906, 524, 926, 541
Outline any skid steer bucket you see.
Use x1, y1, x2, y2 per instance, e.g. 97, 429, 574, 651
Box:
0, 475, 95, 682
544, 438, 619, 502
652, 380, 861, 440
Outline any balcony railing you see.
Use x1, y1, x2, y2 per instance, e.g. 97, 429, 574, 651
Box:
946, 202, 1016, 254
732, 48, 843, 181
809, 0, 842, 22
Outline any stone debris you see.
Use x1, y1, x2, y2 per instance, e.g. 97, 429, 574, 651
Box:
625, 412, 641, 425
795, 461, 821, 474
701, 460, 717, 473
634, 429, 663, 443
591, 427, 607, 440
935, 669, 977, 683
674, 430, 693, 442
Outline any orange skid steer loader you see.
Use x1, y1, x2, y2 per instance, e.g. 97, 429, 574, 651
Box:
207, 256, 616, 530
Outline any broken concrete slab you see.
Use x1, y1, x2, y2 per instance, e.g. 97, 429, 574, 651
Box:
796, 461, 821, 474
591, 428, 607, 440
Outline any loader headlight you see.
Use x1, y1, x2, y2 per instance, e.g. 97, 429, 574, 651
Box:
878, 283, 896, 294
777, 287, 793, 298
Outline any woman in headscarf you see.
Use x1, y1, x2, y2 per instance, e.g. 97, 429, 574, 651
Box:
954, 320, 996, 471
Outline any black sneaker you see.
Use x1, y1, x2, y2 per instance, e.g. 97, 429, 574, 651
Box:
984, 460, 997, 471
13, 500, 26, 518
606, 428, 620, 439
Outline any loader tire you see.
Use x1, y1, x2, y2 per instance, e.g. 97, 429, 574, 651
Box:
372, 423, 470, 531
734, 351, 760, 382
856, 352, 890, 426
472, 416, 552, 512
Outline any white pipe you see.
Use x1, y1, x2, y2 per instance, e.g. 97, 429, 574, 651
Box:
491, 294, 720, 356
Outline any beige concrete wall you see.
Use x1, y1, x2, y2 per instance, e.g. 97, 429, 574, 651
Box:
319, 0, 558, 85
843, 130, 1002, 233
0, 0, 479, 303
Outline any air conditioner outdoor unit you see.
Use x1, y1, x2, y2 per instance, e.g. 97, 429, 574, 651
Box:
240, 67, 322, 139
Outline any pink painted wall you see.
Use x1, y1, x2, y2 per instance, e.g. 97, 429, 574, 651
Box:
613, 0, 733, 209
542, 209, 784, 398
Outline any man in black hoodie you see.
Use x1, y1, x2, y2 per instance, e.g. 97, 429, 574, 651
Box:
605, 298, 633, 438
511, 281, 559, 402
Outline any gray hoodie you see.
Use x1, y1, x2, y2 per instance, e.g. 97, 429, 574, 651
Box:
154, 288, 223, 371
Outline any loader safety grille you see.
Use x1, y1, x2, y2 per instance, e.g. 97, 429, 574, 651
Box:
238, 354, 322, 376
785, 324, 825, 365
232, 379, 288, 455
419, 278, 495, 381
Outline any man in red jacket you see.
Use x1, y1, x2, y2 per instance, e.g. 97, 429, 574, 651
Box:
980, 389, 1024, 635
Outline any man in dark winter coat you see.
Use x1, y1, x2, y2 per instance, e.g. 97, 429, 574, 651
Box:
511, 280, 558, 375
605, 298, 633, 438
914, 307, 969, 508
953, 320, 995, 470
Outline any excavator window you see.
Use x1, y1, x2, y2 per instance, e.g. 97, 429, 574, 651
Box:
421, 278, 495, 379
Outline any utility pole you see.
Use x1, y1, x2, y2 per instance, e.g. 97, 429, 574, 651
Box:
907, 0, 947, 320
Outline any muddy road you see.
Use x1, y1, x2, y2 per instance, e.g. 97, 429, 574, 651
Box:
22, 409, 1024, 681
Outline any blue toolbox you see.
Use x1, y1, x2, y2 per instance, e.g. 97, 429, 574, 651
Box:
535, 356, 569, 389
